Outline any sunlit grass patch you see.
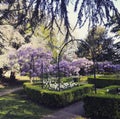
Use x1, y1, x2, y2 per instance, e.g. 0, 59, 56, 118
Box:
75, 116, 86, 119
80, 76, 88, 81
16, 75, 30, 80
0, 84, 5, 89
0, 90, 54, 119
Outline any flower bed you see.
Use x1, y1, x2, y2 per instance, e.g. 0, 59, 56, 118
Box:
33, 76, 82, 91
23, 83, 93, 108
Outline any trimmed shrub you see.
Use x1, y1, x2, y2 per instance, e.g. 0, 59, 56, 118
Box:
61, 76, 80, 83
103, 85, 120, 94
88, 76, 120, 88
61, 77, 74, 83
23, 83, 93, 108
83, 85, 120, 119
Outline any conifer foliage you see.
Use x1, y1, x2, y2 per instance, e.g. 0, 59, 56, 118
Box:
0, 0, 119, 38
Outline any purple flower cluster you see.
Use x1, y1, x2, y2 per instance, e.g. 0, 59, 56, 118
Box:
9, 46, 93, 78
50, 60, 71, 76
9, 46, 52, 77
48, 58, 93, 76
70, 58, 93, 74
97, 61, 120, 73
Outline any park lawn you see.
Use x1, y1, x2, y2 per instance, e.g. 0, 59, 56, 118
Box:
97, 74, 120, 79
88, 73, 120, 79
0, 84, 4, 89
16, 75, 30, 80
0, 90, 54, 119
80, 76, 88, 81
75, 117, 86, 119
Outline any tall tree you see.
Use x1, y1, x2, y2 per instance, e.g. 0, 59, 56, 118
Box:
76, 26, 105, 60
106, 15, 120, 36
0, 0, 119, 41
113, 41, 120, 63
104, 15, 120, 63
76, 26, 116, 61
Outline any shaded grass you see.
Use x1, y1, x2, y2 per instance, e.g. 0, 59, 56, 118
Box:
98, 74, 120, 79
0, 90, 54, 119
0, 83, 17, 91
88, 74, 120, 80
61, 76, 88, 82
0, 76, 29, 91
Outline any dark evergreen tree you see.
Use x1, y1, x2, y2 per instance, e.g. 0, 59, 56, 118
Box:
100, 37, 115, 61
76, 26, 117, 62
106, 15, 120, 36
0, 0, 119, 40
113, 41, 120, 63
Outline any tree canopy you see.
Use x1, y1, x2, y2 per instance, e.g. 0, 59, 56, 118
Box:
106, 15, 120, 36
76, 26, 119, 62
0, 0, 120, 40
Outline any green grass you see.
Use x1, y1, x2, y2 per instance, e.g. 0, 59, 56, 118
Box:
80, 76, 88, 81
0, 75, 30, 91
61, 76, 88, 82
16, 75, 30, 80
0, 84, 5, 89
98, 74, 120, 79
0, 90, 54, 119
75, 117, 86, 119
88, 74, 120, 80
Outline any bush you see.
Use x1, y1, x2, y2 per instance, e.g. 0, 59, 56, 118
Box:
61, 77, 74, 83
23, 83, 93, 108
83, 85, 120, 119
88, 76, 120, 88
103, 85, 120, 94
61, 76, 80, 83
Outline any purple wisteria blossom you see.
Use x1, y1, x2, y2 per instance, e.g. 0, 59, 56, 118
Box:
9, 46, 52, 82
48, 58, 93, 76
9, 45, 94, 80
97, 61, 120, 73
70, 58, 93, 75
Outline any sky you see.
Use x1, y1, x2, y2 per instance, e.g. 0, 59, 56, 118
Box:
68, 0, 120, 40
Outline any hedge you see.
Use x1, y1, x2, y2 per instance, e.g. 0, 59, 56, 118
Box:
23, 83, 93, 108
88, 76, 120, 88
83, 85, 120, 119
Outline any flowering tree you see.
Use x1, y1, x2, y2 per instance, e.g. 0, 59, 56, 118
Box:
49, 58, 93, 77
0, 0, 118, 41
49, 60, 71, 77
9, 46, 95, 90
97, 61, 120, 73
70, 58, 93, 75
9, 45, 52, 83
